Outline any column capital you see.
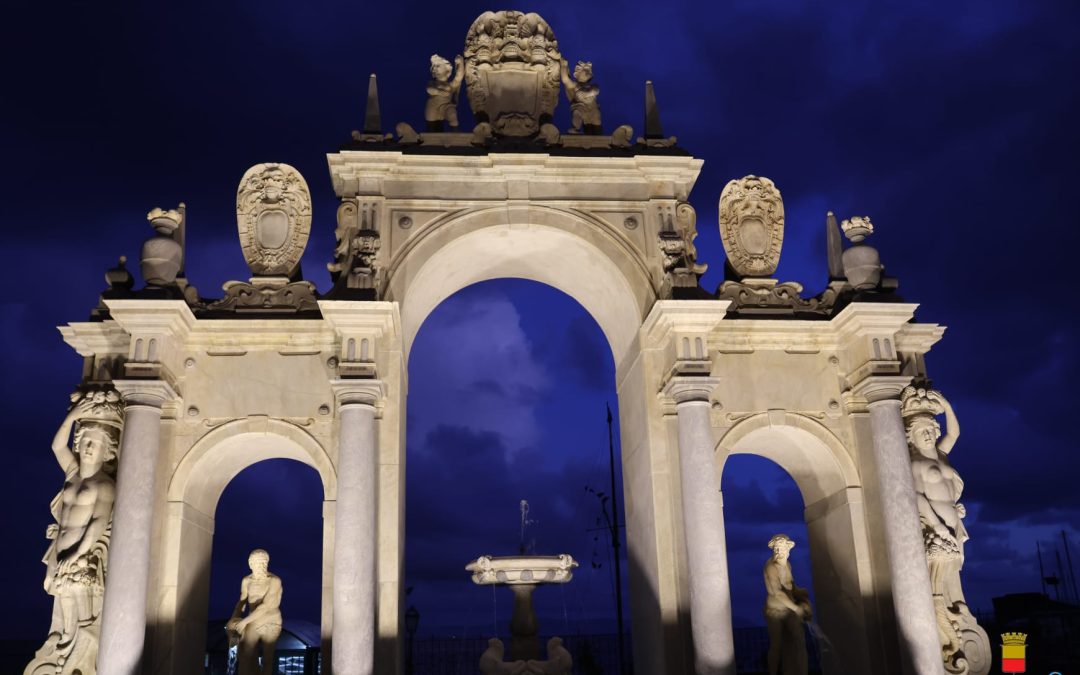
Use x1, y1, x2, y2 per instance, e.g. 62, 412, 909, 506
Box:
113, 379, 178, 409
331, 378, 385, 409
851, 374, 912, 406
662, 375, 722, 405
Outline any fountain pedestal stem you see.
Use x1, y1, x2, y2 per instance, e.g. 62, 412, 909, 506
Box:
508, 584, 540, 661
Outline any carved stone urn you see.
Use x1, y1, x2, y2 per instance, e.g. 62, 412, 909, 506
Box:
140, 207, 182, 286
840, 216, 882, 290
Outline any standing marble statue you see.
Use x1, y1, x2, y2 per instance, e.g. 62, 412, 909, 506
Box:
25, 390, 124, 675
763, 534, 811, 675
902, 386, 991, 674
227, 549, 284, 675
425, 54, 465, 131
559, 59, 600, 134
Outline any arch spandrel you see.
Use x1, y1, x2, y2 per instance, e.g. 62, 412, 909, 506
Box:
387, 204, 657, 367
167, 418, 336, 515
717, 412, 860, 506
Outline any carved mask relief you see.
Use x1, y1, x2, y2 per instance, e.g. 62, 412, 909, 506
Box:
718, 175, 785, 277
236, 163, 312, 277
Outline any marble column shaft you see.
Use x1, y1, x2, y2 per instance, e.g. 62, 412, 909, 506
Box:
333, 390, 379, 675
669, 378, 735, 675
867, 396, 946, 675
98, 381, 174, 675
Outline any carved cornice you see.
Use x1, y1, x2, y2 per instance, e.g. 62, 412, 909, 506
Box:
101, 299, 197, 341
661, 375, 721, 405
113, 379, 179, 409
330, 379, 386, 409
849, 375, 912, 407
640, 300, 730, 347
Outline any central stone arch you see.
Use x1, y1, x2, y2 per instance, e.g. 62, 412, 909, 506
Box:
389, 204, 653, 365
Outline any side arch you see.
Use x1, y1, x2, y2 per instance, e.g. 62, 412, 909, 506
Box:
153, 418, 336, 674
716, 412, 876, 673
168, 417, 337, 514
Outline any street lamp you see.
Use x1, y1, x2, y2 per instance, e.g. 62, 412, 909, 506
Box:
404, 605, 420, 675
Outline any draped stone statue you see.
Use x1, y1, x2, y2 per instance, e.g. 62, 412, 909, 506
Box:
763, 534, 811, 675
226, 549, 284, 675
902, 386, 991, 675
25, 390, 124, 675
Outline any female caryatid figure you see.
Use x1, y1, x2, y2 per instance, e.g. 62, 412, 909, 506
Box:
227, 549, 284, 675
902, 385, 975, 671
26, 390, 123, 675
763, 534, 812, 675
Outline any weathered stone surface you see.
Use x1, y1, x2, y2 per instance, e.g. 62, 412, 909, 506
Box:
236, 163, 312, 278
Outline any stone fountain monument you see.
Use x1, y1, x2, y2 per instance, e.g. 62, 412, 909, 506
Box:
467, 554, 577, 674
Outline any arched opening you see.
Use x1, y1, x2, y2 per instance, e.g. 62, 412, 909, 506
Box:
156, 421, 336, 674
721, 454, 819, 672
403, 279, 631, 672
205, 459, 323, 674
718, 414, 875, 674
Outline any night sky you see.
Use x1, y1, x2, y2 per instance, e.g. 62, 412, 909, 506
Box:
3, 0, 1079, 646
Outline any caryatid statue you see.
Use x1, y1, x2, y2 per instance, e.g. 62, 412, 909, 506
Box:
227, 549, 284, 675
763, 534, 812, 675
902, 386, 991, 675
560, 59, 600, 134
25, 390, 124, 675
425, 54, 465, 131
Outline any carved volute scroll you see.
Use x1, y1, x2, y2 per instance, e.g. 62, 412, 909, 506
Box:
718, 175, 785, 278
236, 163, 312, 277
463, 10, 563, 137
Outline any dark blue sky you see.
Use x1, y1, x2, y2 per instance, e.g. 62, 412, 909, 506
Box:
3, 0, 1079, 642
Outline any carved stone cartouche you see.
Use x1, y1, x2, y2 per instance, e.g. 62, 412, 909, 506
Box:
236, 163, 312, 278
463, 10, 563, 137
718, 175, 785, 278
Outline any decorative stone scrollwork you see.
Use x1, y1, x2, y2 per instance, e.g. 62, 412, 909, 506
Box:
328, 200, 383, 292
718, 175, 785, 278
25, 390, 124, 675
716, 280, 839, 316
658, 202, 708, 293
208, 280, 319, 313
463, 10, 563, 137
236, 163, 312, 278
902, 386, 991, 675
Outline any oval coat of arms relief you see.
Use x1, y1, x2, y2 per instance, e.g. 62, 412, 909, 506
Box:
236, 163, 312, 277
718, 175, 785, 277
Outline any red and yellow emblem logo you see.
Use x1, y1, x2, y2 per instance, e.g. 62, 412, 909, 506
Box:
1000, 632, 1027, 673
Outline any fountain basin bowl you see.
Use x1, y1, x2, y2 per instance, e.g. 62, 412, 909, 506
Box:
466, 554, 578, 586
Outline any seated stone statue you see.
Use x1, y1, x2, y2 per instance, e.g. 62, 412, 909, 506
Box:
26, 390, 123, 675
763, 534, 811, 675
560, 59, 601, 134
226, 549, 283, 675
425, 54, 465, 131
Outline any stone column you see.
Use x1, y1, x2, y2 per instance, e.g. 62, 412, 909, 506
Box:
665, 376, 735, 675
98, 379, 176, 675
857, 377, 945, 675
331, 380, 383, 675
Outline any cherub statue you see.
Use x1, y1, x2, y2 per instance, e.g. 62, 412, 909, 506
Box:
560, 59, 601, 134
226, 549, 284, 675
763, 534, 811, 675
26, 390, 124, 675
425, 54, 465, 131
